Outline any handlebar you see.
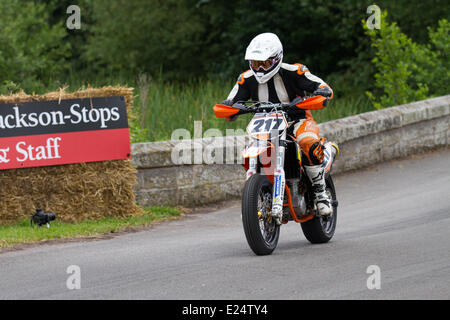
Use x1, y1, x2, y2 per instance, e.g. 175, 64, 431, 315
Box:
213, 95, 329, 119
232, 95, 326, 114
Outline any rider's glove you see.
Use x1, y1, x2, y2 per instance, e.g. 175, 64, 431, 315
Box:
312, 86, 333, 98
221, 100, 238, 122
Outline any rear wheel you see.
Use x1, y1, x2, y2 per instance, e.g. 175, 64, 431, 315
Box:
300, 176, 337, 243
242, 174, 280, 255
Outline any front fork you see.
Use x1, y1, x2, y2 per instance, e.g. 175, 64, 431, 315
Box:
271, 131, 286, 225
246, 157, 257, 180
245, 132, 286, 225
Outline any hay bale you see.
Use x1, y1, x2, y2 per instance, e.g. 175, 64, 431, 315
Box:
0, 87, 143, 224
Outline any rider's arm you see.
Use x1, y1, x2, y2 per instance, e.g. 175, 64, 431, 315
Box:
293, 64, 333, 99
222, 71, 252, 122
226, 70, 252, 104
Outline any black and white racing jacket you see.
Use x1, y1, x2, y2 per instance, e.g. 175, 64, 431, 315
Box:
226, 63, 333, 121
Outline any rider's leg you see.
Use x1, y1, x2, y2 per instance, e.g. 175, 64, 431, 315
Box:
294, 120, 332, 216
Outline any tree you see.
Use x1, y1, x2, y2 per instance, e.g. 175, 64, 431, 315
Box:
84, 0, 216, 80
0, 0, 70, 94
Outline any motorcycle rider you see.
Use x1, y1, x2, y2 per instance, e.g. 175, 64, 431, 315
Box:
221, 32, 334, 216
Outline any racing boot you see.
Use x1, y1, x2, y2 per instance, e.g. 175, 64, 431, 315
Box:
304, 164, 332, 216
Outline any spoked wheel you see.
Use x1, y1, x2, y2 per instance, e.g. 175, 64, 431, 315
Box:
301, 175, 337, 244
242, 174, 280, 255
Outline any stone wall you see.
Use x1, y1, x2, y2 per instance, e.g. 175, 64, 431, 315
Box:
132, 95, 450, 207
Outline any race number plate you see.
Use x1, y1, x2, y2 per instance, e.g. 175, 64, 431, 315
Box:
246, 113, 287, 140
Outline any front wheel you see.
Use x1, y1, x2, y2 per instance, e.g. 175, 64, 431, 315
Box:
242, 174, 280, 255
300, 175, 337, 244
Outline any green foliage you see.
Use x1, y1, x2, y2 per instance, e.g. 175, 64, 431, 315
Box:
1, 0, 449, 93
132, 77, 373, 142
427, 19, 450, 96
0, 206, 181, 247
84, 0, 214, 80
0, 1, 449, 142
365, 12, 449, 108
378, 0, 450, 44
0, 0, 71, 94
43, 0, 95, 73
79, 0, 450, 98
129, 99, 150, 144
0, 80, 22, 95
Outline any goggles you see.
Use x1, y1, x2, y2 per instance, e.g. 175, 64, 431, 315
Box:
250, 53, 282, 72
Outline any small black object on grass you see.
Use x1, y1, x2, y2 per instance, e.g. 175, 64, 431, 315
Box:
30, 209, 56, 228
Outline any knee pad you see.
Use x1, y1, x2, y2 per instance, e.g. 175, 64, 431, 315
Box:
300, 137, 326, 165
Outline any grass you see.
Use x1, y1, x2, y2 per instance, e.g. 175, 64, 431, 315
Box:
19, 73, 376, 142
0, 206, 182, 248
133, 78, 375, 142
134, 77, 250, 141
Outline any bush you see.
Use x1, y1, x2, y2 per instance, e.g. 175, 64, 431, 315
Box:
365, 12, 449, 108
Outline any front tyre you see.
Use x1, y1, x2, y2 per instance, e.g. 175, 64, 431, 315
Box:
301, 175, 337, 244
242, 174, 280, 255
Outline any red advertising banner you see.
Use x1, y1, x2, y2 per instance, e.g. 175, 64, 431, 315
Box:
0, 96, 131, 170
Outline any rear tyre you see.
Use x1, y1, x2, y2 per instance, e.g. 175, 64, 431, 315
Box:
300, 175, 337, 244
242, 174, 280, 255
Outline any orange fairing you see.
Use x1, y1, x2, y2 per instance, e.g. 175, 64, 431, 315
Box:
296, 96, 327, 110
213, 104, 240, 118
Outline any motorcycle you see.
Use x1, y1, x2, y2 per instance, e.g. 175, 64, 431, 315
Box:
213, 96, 339, 255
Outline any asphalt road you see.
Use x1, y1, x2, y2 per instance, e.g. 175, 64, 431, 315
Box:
1, 148, 449, 300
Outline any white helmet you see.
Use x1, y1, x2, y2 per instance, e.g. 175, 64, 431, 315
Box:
245, 33, 283, 84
